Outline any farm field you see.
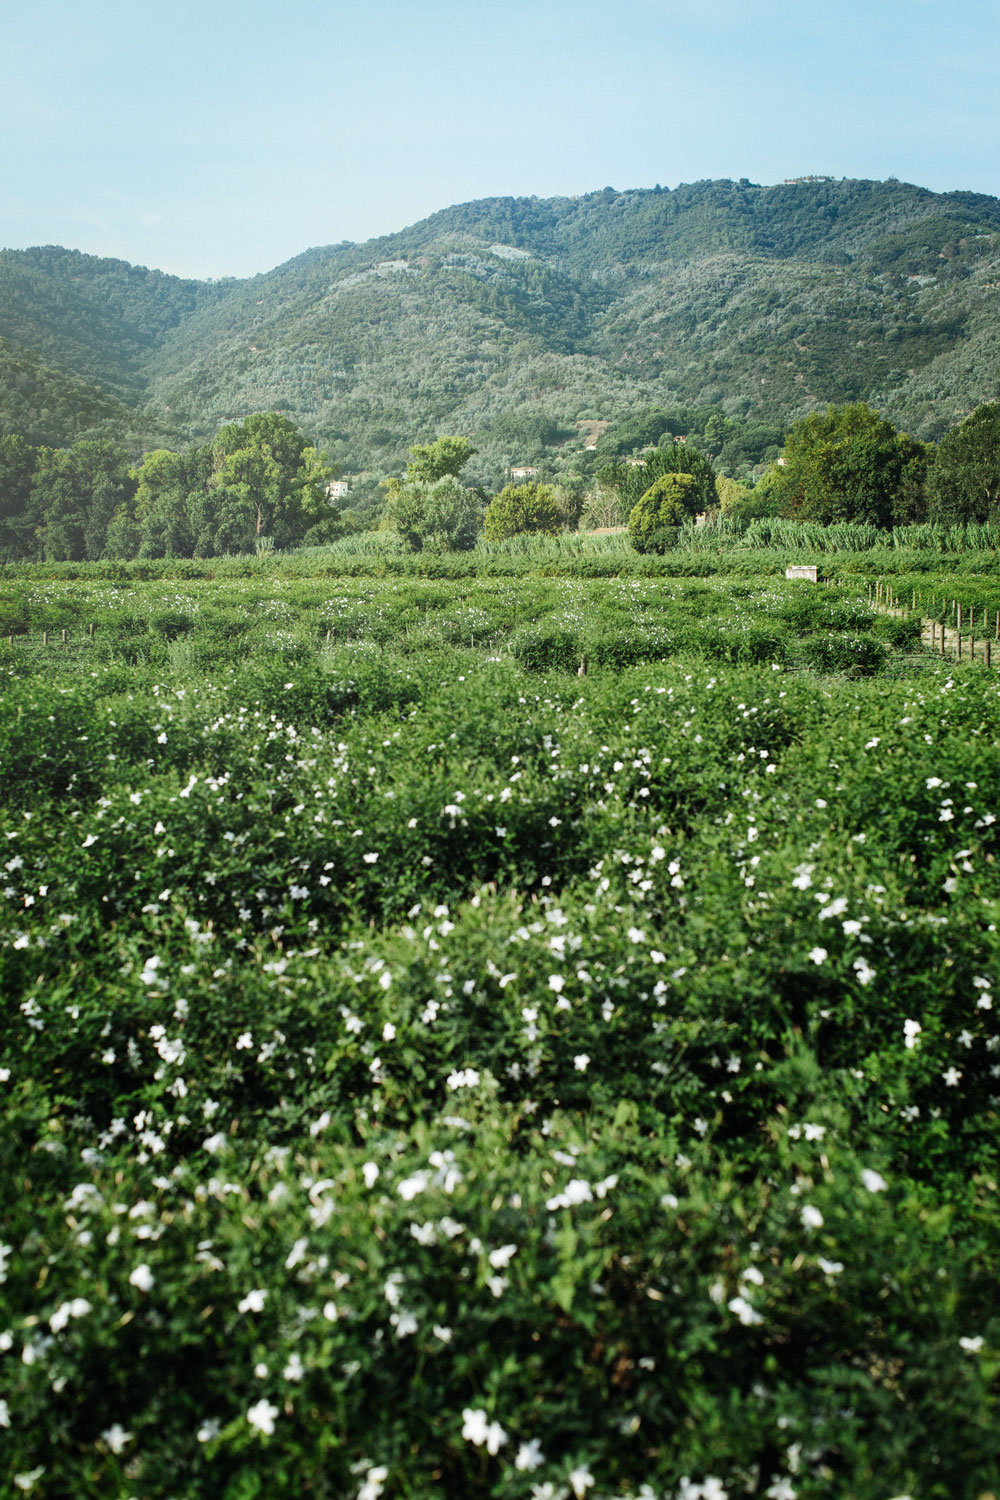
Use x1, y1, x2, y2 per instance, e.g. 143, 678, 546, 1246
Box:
2, 555, 1000, 1500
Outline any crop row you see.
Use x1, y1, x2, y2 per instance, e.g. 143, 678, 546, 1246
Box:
1, 575, 999, 1498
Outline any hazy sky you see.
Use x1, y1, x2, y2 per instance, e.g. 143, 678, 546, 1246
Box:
2, 0, 998, 280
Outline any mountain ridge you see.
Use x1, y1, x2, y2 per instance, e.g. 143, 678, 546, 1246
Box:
2, 176, 999, 487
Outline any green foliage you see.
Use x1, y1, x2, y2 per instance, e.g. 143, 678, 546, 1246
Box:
5, 180, 1000, 483
628, 471, 701, 552
1, 560, 1000, 1498
483, 482, 562, 541
765, 403, 930, 527
926, 401, 1000, 524
380, 474, 483, 551
404, 434, 477, 482
600, 443, 718, 518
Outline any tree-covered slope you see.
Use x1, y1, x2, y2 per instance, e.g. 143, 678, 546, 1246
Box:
3, 178, 1000, 475
0, 335, 180, 450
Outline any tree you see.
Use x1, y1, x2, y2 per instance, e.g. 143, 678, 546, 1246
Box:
926, 402, 1000, 524
766, 403, 929, 527
404, 435, 476, 483
32, 441, 135, 561
628, 471, 700, 552
0, 435, 39, 560
379, 475, 482, 551
483, 482, 562, 541
208, 413, 330, 549
597, 442, 717, 517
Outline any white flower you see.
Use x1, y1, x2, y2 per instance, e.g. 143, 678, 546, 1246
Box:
362, 1161, 380, 1189
765, 1478, 797, 1500
461, 1408, 508, 1453
569, 1467, 595, 1497
728, 1294, 763, 1326
808, 947, 828, 965
397, 1171, 430, 1201
247, 1398, 280, 1435
101, 1423, 133, 1454
50, 1297, 92, 1332
573, 1054, 590, 1072
959, 1335, 984, 1352
128, 1263, 154, 1292
0, 1399, 8, 1428
817, 1257, 844, 1275
238, 1288, 268, 1313
357, 1465, 389, 1500
800, 1204, 824, 1230
903, 1019, 921, 1049
942, 1067, 963, 1087
363, 852, 379, 864
197, 1418, 222, 1442
860, 1169, 888, 1193
548, 974, 565, 993
488, 1244, 518, 1269
515, 1439, 545, 1470
13, 1469, 45, 1492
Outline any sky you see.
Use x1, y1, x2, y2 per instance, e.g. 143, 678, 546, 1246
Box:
1, 0, 999, 281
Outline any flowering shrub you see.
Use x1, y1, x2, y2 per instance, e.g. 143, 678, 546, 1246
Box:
1, 566, 1000, 1498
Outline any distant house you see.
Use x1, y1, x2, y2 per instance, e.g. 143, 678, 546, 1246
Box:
510, 466, 539, 481
326, 480, 350, 501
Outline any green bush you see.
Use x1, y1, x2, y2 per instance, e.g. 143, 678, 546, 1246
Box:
628, 472, 701, 553
483, 482, 562, 542
800, 631, 889, 675
2, 562, 1000, 1499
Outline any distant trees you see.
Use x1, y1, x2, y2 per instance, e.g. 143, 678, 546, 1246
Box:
763, 403, 929, 527
0, 413, 335, 562
483, 482, 562, 541
7, 398, 1000, 563
926, 402, 1000, 523
379, 438, 482, 551
597, 442, 718, 519
628, 472, 701, 552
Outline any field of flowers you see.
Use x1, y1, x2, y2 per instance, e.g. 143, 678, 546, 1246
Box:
2, 562, 999, 1500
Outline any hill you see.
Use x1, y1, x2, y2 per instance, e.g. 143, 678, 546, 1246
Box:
2, 178, 1000, 483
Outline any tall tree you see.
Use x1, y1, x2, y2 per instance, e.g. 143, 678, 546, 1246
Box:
926, 402, 1000, 524
0, 435, 39, 560
766, 403, 929, 527
597, 442, 717, 516
403, 435, 476, 483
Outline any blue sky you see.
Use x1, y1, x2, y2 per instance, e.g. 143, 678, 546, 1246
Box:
2, 0, 998, 279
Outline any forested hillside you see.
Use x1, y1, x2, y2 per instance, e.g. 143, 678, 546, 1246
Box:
2, 178, 1000, 485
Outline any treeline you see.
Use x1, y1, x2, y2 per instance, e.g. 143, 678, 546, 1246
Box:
595, 400, 1000, 538
0, 413, 347, 563
3, 400, 1000, 564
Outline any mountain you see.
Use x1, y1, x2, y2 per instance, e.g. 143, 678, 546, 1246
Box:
2, 178, 1000, 486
